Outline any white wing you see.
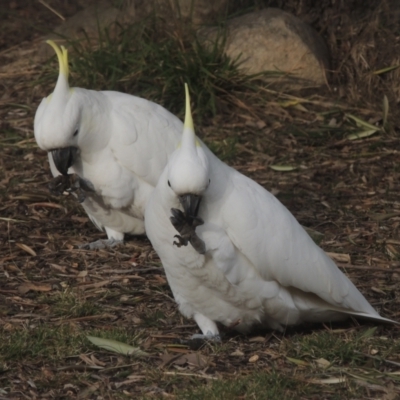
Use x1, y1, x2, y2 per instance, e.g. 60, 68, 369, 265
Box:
208, 163, 379, 316
105, 92, 182, 186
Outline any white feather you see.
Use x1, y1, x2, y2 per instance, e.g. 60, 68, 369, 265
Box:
145, 85, 396, 336
34, 42, 182, 241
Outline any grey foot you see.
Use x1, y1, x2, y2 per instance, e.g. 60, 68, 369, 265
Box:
191, 331, 221, 342
78, 238, 124, 250
170, 208, 206, 254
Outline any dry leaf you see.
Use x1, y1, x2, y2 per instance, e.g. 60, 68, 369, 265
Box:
371, 287, 386, 295
370, 212, 400, 221
347, 129, 378, 140
184, 353, 209, 368
153, 275, 167, 285
345, 114, 379, 130
77, 383, 100, 399
382, 95, 389, 126
315, 358, 330, 368
326, 252, 351, 263
269, 165, 297, 172
249, 336, 266, 343
87, 336, 149, 357
286, 357, 309, 366
293, 103, 309, 112
159, 353, 183, 368
309, 377, 346, 384
16, 243, 36, 256
18, 282, 52, 295
115, 377, 145, 388
255, 120, 266, 129
386, 244, 399, 259
160, 352, 208, 368
79, 354, 104, 367
230, 350, 244, 357
248, 354, 259, 363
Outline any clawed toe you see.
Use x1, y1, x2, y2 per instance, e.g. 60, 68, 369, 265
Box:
173, 234, 188, 248
48, 175, 70, 196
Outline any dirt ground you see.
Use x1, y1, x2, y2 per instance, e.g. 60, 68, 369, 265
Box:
1, 1, 400, 399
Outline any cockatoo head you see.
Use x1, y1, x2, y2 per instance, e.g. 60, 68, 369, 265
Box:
34, 41, 81, 175
167, 84, 210, 218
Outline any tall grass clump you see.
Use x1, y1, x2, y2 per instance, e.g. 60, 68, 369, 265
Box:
64, 20, 257, 122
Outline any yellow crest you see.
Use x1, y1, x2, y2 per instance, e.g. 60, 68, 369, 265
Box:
184, 83, 194, 132
183, 83, 200, 147
46, 40, 69, 79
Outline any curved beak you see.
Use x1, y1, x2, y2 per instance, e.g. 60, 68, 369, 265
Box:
51, 146, 78, 176
178, 193, 202, 218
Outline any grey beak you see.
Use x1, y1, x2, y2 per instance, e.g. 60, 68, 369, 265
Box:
178, 193, 202, 218
51, 146, 78, 176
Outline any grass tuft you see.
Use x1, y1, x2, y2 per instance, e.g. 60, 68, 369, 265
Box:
56, 22, 259, 122
177, 371, 300, 400
0, 324, 144, 363
0, 324, 84, 362
283, 328, 400, 368
41, 291, 101, 318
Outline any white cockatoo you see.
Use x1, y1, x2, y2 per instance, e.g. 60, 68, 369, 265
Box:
145, 84, 396, 340
34, 40, 182, 249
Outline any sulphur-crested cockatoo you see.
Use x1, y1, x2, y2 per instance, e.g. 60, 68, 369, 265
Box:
145, 84, 396, 340
34, 41, 182, 249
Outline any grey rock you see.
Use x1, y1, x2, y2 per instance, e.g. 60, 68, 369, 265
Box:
199, 8, 330, 87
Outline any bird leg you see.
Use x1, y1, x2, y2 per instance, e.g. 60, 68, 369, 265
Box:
67, 174, 95, 203
170, 208, 206, 254
191, 313, 221, 342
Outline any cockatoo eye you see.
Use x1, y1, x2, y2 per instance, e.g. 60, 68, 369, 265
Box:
73, 129, 78, 137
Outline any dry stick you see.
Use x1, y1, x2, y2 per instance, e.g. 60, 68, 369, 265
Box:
259, 86, 374, 112
38, 0, 65, 21
58, 359, 157, 373
337, 264, 400, 272
52, 314, 115, 323
57, 365, 104, 371
163, 371, 218, 380
354, 351, 400, 367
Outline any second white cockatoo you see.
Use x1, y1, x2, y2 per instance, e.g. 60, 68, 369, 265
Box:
145, 84, 396, 340
34, 41, 182, 249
